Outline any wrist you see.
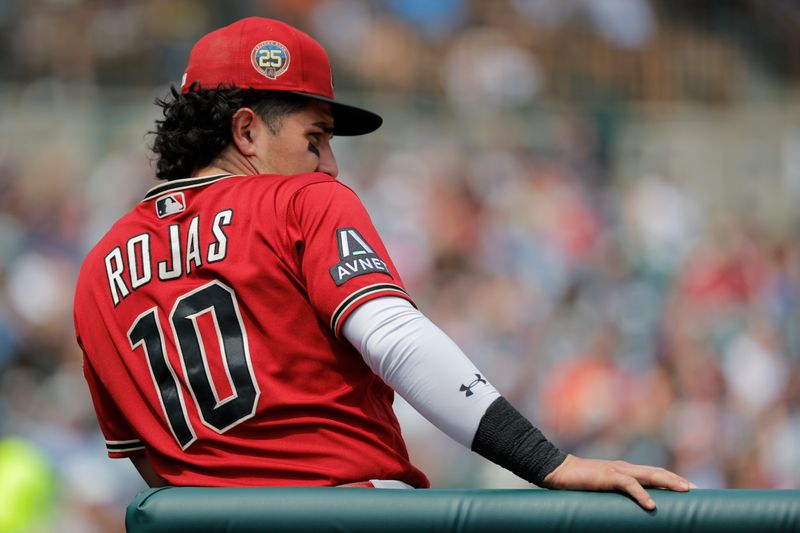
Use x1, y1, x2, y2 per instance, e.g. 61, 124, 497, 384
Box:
542, 453, 574, 488
471, 397, 567, 486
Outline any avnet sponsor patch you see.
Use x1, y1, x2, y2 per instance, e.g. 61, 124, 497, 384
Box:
328, 228, 392, 286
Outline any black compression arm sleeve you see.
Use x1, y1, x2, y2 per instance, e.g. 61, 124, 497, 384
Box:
471, 397, 567, 487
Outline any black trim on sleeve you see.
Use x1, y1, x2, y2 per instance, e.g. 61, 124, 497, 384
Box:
106, 439, 145, 453
330, 283, 411, 333
471, 397, 567, 487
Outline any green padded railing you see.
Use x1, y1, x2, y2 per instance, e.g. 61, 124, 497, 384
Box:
126, 487, 800, 532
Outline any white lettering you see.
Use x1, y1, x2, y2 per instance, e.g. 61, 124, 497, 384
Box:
106, 210, 236, 303
105, 247, 129, 306
127, 234, 152, 289
208, 209, 232, 263
185, 216, 202, 274
158, 225, 182, 280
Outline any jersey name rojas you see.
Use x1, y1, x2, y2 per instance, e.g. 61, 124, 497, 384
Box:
103, 209, 233, 306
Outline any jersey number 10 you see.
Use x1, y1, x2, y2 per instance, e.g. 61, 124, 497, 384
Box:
127, 281, 260, 449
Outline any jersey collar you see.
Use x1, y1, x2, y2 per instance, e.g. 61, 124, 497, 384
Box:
142, 173, 236, 201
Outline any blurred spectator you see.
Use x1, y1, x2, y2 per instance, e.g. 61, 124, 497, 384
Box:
0, 1, 798, 529
442, 28, 543, 109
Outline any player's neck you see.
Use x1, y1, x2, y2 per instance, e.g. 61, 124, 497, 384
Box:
195, 150, 258, 179
194, 164, 235, 179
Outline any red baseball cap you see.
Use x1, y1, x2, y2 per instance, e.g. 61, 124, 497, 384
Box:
181, 17, 382, 136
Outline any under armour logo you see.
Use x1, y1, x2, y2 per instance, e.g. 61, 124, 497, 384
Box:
460, 374, 487, 397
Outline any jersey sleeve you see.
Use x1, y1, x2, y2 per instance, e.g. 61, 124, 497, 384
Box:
82, 354, 145, 458
286, 180, 414, 336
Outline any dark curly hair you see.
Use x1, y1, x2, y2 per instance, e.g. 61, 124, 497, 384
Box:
150, 84, 310, 181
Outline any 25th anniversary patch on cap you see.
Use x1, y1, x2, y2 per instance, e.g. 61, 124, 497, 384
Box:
251, 40, 290, 79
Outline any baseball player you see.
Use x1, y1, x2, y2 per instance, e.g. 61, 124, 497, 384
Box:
73, 17, 692, 509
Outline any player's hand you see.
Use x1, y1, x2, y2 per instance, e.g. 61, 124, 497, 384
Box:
541, 454, 695, 510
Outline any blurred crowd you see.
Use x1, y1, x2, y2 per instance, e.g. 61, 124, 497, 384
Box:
1, 0, 799, 531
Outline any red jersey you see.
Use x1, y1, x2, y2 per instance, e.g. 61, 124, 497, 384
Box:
73, 172, 429, 488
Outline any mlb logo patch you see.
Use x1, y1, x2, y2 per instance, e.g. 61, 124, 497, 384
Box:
155, 192, 186, 218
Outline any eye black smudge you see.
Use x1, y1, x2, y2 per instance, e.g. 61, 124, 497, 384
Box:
307, 143, 320, 157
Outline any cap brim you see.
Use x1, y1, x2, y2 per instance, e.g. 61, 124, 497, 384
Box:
291, 92, 382, 136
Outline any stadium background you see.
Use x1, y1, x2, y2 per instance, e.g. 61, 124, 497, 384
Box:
0, 0, 798, 531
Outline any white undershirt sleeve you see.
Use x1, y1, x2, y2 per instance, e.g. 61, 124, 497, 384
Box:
342, 296, 501, 447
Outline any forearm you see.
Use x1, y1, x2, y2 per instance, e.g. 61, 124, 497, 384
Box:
342, 297, 565, 485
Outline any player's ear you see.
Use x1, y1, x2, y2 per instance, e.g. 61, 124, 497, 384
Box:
230, 107, 262, 157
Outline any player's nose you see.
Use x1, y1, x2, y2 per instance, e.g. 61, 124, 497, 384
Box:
317, 147, 338, 178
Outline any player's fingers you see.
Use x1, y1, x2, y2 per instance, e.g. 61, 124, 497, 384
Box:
615, 462, 691, 492
645, 469, 691, 491
614, 473, 656, 510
